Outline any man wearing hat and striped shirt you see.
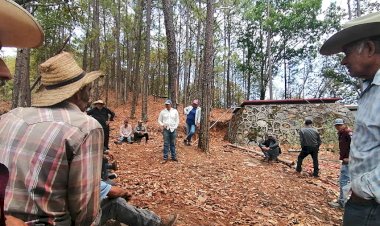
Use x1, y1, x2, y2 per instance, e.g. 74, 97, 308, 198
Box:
320, 12, 380, 225
0, 51, 104, 224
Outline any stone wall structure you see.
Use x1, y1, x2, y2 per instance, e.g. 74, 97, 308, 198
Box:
228, 98, 355, 146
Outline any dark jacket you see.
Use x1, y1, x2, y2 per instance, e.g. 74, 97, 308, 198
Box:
338, 127, 352, 160
87, 107, 115, 128
299, 127, 321, 148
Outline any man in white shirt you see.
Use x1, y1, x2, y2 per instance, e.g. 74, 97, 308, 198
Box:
115, 118, 133, 144
158, 100, 179, 162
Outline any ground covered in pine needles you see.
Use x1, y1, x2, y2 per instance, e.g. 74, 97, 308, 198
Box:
105, 96, 344, 226
0, 96, 344, 225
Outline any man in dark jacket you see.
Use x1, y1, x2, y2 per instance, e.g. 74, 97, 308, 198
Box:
329, 119, 352, 208
88, 100, 115, 150
296, 119, 322, 177
259, 133, 280, 162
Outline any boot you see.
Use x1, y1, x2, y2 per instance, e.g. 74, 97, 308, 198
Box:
160, 214, 179, 226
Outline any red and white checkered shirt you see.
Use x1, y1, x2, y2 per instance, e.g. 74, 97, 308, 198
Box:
0, 102, 103, 225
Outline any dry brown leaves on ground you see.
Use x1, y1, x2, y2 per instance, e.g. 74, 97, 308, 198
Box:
105, 97, 343, 226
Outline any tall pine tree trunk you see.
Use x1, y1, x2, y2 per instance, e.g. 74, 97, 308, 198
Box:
162, 0, 178, 108
142, 0, 152, 121
12, 48, 31, 108
199, 0, 214, 152
130, 0, 144, 119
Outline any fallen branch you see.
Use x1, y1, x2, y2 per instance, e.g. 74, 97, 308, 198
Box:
228, 144, 295, 167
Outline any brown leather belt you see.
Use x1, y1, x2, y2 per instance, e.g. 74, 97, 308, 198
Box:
350, 192, 378, 205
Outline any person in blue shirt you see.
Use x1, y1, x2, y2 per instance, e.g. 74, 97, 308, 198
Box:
100, 181, 178, 225
183, 99, 201, 146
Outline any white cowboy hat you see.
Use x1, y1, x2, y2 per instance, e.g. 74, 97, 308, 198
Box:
320, 12, 380, 55
0, 0, 44, 80
93, 100, 105, 105
32, 52, 103, 107
0, 0, 44, 48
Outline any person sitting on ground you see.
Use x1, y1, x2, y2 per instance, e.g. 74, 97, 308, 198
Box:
88, 100, 115, 150
100, 181, 178, 226
116, 118, 133, 144
259, 133, 280, 162
183, 99, 201, 146
134, 120, 149, 143
329, 118, 352, 209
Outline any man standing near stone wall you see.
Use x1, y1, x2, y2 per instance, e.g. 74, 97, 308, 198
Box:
296, 119, 321, 177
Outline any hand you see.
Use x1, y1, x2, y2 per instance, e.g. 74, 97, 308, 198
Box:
5, 215, 26, 226
343, 158, 349, 164
122, 191, 132, 201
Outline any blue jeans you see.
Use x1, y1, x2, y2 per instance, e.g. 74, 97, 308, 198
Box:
339, 164, 350, 206
118, 136, 132, 143
163, 129, 177, 160
101, 197, 161, 225
343, 198, 380, 226
185, 123, 196, 141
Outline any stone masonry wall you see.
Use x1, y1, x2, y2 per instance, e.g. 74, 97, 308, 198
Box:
228, 103, 355, 146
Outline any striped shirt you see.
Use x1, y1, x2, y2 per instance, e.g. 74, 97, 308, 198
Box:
0, 102, 104, 225
350, 69, 380, 203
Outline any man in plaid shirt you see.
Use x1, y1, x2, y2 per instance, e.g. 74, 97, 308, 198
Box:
0, 52, 104, 225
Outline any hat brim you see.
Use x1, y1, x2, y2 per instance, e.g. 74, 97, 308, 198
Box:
320, 22, 380, 55
0, 0, 44, 48
32, 71, 102, 107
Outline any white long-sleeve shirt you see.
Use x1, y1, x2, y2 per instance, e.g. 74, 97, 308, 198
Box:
120, 124, 133, 137
158, 108, 179, 132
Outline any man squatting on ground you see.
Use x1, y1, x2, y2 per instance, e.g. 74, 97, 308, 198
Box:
259, 133, 280, 162
320, 12, 380, 225
134, 120, 149, 143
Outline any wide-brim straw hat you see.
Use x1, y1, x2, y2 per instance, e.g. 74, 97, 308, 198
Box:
93, 100, 105, 105
32, 52, 103, 107
0, 0, 44, 48
320, 12, 380, 55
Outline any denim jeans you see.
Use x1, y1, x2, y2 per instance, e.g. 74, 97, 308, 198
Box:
101, 197, 161, 225
163, 129, 177, 160
296, 146, 319, 176
118, 136, 132, 143
339, 164, 350, 206
186, 123, 196, 141
343, 198, 380, 226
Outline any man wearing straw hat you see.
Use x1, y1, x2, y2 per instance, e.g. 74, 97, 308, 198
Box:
0, 51, 104, 225
320, 12, 380, 225
0, 0, 44, 225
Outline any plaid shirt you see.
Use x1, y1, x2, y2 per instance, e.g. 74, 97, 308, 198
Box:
0, 102, 104, 225
350, 69, 380, 203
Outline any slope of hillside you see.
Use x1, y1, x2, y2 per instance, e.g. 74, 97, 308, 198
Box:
106, 96, 343, 226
